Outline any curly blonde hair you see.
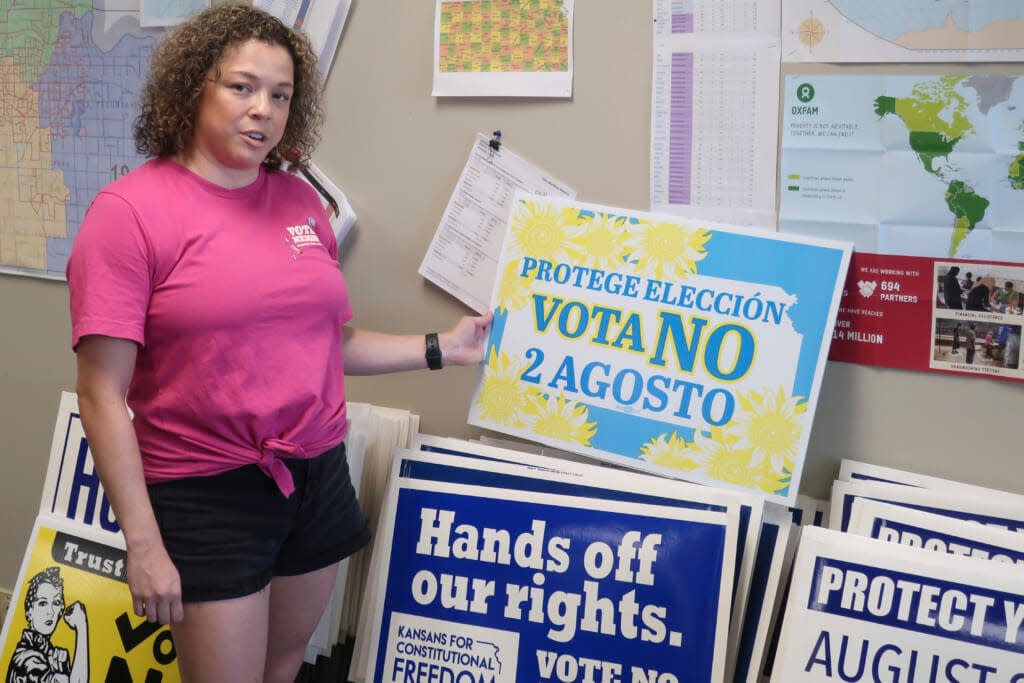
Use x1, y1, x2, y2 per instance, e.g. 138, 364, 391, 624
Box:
133, 3, 324, 171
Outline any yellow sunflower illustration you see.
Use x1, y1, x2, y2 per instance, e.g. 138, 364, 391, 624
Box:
560, 206, 586, 228
754, 455, 793, 495
476, 348, 536, 427
683, 426, 757, 488
510, 200, 575, 262
496, 259, 534, 312
639, 432, 701, 472
569, 212, 629, 271
523, 392, 597, 446
730, 386, 807, 471
625, 219, 711, 280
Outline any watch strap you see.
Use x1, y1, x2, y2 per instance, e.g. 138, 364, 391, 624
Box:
425, 332, 443, 370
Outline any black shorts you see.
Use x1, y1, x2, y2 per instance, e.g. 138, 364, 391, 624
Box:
147, 442, 371, 602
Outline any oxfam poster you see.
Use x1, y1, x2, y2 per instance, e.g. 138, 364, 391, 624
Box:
780, 74, 1024, 382
468, 194, 851, 505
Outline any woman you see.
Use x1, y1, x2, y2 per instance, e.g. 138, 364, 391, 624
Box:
67, 5, 490, 682
6, 568, 89, 683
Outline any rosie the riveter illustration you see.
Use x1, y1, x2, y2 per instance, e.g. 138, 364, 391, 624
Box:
6, 567, 89, 683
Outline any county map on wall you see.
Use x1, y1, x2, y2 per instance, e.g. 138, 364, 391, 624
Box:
432, 0, 573, 97
0, 2, 157, 279
783, 0, 1024, 62
437, 0, 569, 73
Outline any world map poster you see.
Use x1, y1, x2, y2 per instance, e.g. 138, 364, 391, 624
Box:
779, 74, 1024, 383
782, 0, 1024, 62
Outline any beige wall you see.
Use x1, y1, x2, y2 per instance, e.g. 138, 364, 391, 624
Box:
0, 1, 1021, 590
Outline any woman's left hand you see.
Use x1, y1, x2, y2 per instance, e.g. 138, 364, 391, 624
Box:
439, 311, 493, 367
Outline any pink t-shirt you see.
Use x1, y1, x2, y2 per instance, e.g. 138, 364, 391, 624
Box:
68, 159, 352, 497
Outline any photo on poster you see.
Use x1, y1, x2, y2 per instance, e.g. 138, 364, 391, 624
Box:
0, 515, 179, 682
931, 318, 1022, 376
933, 262, 1024, 314
469, 193, 851, 505
930, 261, 1024, 378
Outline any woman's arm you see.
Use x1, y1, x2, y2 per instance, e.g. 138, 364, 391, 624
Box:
342, 312, 492, 375
63, 602, 88, 683
75, 335, 183, 625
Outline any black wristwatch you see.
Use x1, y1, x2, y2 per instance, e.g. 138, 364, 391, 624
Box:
425, 332, 443, 370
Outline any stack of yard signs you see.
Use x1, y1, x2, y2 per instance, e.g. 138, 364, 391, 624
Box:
770, 459, 1024, 682
349, 434, 777, 683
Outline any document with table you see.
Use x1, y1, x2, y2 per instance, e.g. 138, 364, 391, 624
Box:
419, 133, 575, 313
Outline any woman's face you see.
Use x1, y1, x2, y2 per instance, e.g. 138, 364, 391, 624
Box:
28, 583, 64, 635
185, 38, 295, 188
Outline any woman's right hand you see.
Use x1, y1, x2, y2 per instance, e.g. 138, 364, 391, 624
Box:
76, 336, 184, 625
128, 539, 183, 624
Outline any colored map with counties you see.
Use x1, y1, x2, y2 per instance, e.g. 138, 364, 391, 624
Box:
0, 2, 156, 279
873, 75, 1024, 257
438, 0, 569, 73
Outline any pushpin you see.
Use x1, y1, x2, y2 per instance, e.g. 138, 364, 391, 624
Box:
488, 130, 502, 158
